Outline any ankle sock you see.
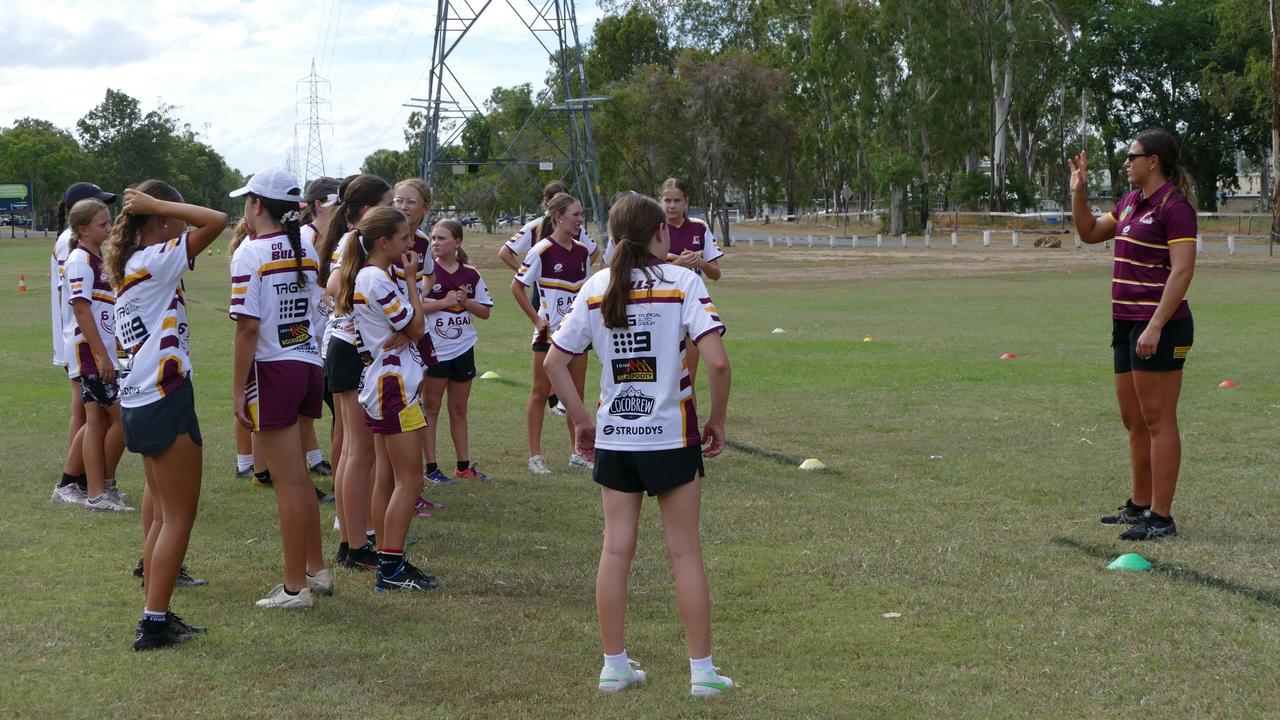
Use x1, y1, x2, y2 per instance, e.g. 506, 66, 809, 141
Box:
75, 474, 87, 491
59, 472, 80, 488
604, 650, 630, 674
236, 453, 253, 472
305, 449, 322, 467
690, 655, 715, 675
456, 460, 470, 472
426, 462, 439, 474
142, 608, 167, 629
378, 549, 404, 576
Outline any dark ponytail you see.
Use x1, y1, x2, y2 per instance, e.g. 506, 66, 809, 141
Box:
539, 192, 578, 242
318, 174, 391, 284
1134, 128, 1196, 209
602, 192, 666, 330
55, 200, 69, 235
251, 194, 306, 284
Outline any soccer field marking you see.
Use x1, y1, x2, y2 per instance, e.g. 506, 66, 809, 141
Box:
1054, 537, 1280, 611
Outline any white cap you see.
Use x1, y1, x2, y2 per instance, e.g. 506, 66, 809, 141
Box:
229, 168, 303, 202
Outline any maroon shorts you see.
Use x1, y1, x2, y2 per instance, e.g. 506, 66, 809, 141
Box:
247, 359, 324, 432
415, 333, 437, 366
362, 401, 427, 435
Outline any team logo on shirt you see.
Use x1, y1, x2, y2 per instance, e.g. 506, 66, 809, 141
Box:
693, 236, 702, 247
608, 386, 655, 419
277, 322, 312, 348
612, 330, 652, 354
1119, 206, 1134, 222
554, 263, 564, 272
612, 357, 657, 383
1139, 212, 1155, 224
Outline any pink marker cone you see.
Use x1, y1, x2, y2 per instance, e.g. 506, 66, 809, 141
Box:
1218, 380, 1237, 389
1000, 353, 1017, 360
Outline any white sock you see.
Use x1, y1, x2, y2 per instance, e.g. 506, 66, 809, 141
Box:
690, 655, 714, 675
604, 650, 630, 674
305, 449, 322, 467
236, 454, 253, 472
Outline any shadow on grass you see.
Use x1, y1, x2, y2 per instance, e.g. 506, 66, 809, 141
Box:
725, 439, 840, 476
1054, 537, 1280, 611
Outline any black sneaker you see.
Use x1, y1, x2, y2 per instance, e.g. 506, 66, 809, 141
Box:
167, 612, 207, 636
1101, 499, 1149, 525
1119, 512, 1178, 541
315, 486, 335, 503
310, 460, 333, 476
133, 558, 144, 578
133, 619, 190, 651
335, 543, 350, 565
235, 466, 253, 479
374, 560, 438, 592
344, 543, 379, 570
176, 566, 209, 587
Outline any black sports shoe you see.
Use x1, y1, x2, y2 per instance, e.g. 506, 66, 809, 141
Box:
1101, 499, 1149, 525
1119, 512, 1178, 541
310, 460, 333, 476
374, 560, 438, 592
335, 543, 350, 565
176, 565, 209, 587
133, 619, 190, 651
167, 612, 206, 636
133, 558, 144, 578
235, 466, 253, 479
344, 543, 379, 570
315, 486, 335, 503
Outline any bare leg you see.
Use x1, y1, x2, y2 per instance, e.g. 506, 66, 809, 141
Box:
377, 431, 423, 552
597, 487, 643, 655
63, 380, 85, 476
258, 423, 321, 592
422, 377, 448, 466
527, 351, 551, 457
141, 459, 161, 591
104, 403, 124, 481
446, 380, 472, 462
337, 391, 375, 545
656, 477, 711, 659
82, 402, 108, 498
565, 354, 587, 448
1133, 370, 1184, 517
144, 434, 202, 614
330, 396, 346, 543
1115, 372, 1152, 507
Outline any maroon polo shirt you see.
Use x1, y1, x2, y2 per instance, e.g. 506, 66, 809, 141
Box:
1106, 182, 1196, 321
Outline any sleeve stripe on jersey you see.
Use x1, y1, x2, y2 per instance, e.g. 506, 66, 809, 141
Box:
92, 291, 115, 303
388, 308, 408, 325
231, 286, 247, 295
159, 335, 180, 351
693, 326, 726, 343
382, 299, 404, 316
118, 270, 153, 296
376, 290, 398, 305
1168, 237, 1198, 244
163, 238, 180, 252
231, 298, 246, 306
549, 339, 585, 357
231, 274, 252, 283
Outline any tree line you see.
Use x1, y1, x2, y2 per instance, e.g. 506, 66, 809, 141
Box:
0, 89, 245, 229
362, 0, 1276, 242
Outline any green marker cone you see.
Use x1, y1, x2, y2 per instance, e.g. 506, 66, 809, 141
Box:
1107, 553, 1152, 572
479, 371, 501, 380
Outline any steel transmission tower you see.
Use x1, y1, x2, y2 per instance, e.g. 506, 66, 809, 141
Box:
298, 59, 331, 182
417, 0, 607, 236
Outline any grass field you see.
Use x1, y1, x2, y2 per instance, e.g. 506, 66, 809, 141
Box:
2, 233, 1279, 719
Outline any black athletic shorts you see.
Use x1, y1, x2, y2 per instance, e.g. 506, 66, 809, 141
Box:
426, 347, 477, 383
1113, 314, 1194, 374
78, 375, 119, 407
122, 375, 203, 457
325, 336, 364, 393
594, 445, 704, 497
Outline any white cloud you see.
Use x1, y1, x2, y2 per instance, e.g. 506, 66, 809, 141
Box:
0, 0, 605, 181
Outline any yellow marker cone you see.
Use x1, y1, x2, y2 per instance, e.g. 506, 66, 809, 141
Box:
479, 371, 501, 380
863, 336, 873, 343
799, 458, 826, 471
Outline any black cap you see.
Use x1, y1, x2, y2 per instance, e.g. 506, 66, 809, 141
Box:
64, 182, 117, 206
303, 176, 340, 203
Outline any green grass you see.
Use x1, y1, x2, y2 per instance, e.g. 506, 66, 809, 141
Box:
2, 234, 1279, 718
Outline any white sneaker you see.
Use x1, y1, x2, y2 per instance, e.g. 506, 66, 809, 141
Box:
333, 515, 341, 531
598, 660, 646, 693
690, 668, 735, 697
86, 492, 135, 512
51, 483, 87, 505
569, 453, 594, 470
527, 455, 552, 475
306, 569, 334, 596
105, 484, 128, 505
255, 584, 315, 609
550, 401, 567, 416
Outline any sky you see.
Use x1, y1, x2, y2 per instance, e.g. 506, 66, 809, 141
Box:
0, 0, 605, 180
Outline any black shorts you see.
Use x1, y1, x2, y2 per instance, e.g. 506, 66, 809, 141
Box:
78, 375, 119, 407
122, 375, 203, 457
594, 445, 704, 497
325, 337, 364, 393
426, 347, 477, 383
1113, 315, 1194, 374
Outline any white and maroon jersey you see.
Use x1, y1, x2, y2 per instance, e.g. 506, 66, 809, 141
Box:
300, 223, 332, 351
64, 246, 119, 379
326, 233, 360, 346
228, 231, 323, 365
667, 217, 724, 268
505, 216, 595, 258
390, 228, 436, 297
551, 262, 725, 451
353, 264, 423, 420
51, 230, 73, 366
425, 261, 492, 362
514, 238, 591, 342
115, 235, 195, 409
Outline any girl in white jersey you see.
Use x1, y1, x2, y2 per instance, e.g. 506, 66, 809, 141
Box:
545, 192, 733, 697
317, 175, 392, 570
229, 168, 331, 609
421, 220, 493, 483
106, 181, 228, 650
333, 207, 438, 592
511, 192, 593, 476
50, 182, 117, 504
64, 198, 131, 512
299, 176, 340, 480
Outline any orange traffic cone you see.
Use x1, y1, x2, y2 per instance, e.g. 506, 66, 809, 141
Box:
17, 274, 27, 292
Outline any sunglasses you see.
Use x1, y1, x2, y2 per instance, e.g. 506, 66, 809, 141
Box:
1125, 152, 1154, 162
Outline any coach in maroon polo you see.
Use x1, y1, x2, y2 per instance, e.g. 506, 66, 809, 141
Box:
1068, 128, 1197, 541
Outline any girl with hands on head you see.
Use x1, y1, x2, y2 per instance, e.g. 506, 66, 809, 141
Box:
544, 191, 733, 698
1069, 129, 1198, 541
